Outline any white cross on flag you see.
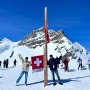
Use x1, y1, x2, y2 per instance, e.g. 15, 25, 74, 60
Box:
31, 55, 44, 72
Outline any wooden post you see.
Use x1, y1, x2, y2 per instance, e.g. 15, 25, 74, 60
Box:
44, 7, 48, 87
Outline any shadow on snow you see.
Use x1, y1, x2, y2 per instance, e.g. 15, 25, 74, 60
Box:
16, 75, 90, 86
17, 80, 44, 86
48, 79, 78, 86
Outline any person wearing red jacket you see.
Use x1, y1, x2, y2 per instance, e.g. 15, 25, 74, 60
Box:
63, 58, 69, 72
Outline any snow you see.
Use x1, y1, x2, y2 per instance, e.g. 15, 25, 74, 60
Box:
0, 36, 90, 90
0, 59, 90, 90
72, 42, 87, 54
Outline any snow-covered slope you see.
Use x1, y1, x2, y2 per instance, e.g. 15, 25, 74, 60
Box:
0, 58, 90, 90
72, 42, 88, 54
0, 38, 18, 53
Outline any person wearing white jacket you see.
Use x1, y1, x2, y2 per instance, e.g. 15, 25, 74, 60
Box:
16, 54, 31, 86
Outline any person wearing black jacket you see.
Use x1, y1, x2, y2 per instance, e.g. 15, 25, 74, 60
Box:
47, 55, 63, 86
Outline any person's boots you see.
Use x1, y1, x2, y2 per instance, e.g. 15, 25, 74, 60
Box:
53, 83, 57, 86
59, 82, 63, 85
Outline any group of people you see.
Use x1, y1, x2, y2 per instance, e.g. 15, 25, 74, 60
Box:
0, 59, 9, 68
0, 52, 87, 87
0, 59, 17, 68
16, 54, 65, 86
77, 57, 90, 70
3, 59, 9, 68
16, 53, 90, 86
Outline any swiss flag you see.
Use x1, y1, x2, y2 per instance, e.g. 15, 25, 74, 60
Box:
31, 55, 44, 72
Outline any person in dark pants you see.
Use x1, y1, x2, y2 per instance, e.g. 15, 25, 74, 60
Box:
63, 58, 69, 72
3, 60, 6, 68
87, 58, 90, 70
47, 55, 63, 86
6, 59, 9, 68
13, 59, 17, 67
0, 61, 2, 67
78, 57, 83, 70
55, 55, 62, 68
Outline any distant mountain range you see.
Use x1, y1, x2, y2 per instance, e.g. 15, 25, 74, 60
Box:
0, 27, 90, 65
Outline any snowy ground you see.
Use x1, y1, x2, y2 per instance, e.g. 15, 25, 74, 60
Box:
0, 60, 90, 90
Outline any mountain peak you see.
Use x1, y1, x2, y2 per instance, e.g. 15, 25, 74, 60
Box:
2, 38, 13, 42
0, 38, 13, 45
18, 28, 66, 48
72, 42, 87, 54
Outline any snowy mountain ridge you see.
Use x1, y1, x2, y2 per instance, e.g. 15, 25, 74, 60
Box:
0, 27, 90, 66
18, 27, 65, 48
72, 42, 87, 54
0, 38, 18, 53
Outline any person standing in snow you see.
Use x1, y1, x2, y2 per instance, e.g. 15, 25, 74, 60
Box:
3, 60, 6, 68
87, 58, 90, 70
55, 56, 60, 68
13, 59, 17, 67
59, 54, 63, 67
16, 54, 31, 86
0, 61, 2, 67
63, 57, 69, 72
6, 59, 9, 68
78, 57, 83, 70
47, 55, 63, 86
55, 54, 63, 68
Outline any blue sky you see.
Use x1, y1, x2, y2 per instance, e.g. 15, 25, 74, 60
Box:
0, 0, 90, 51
